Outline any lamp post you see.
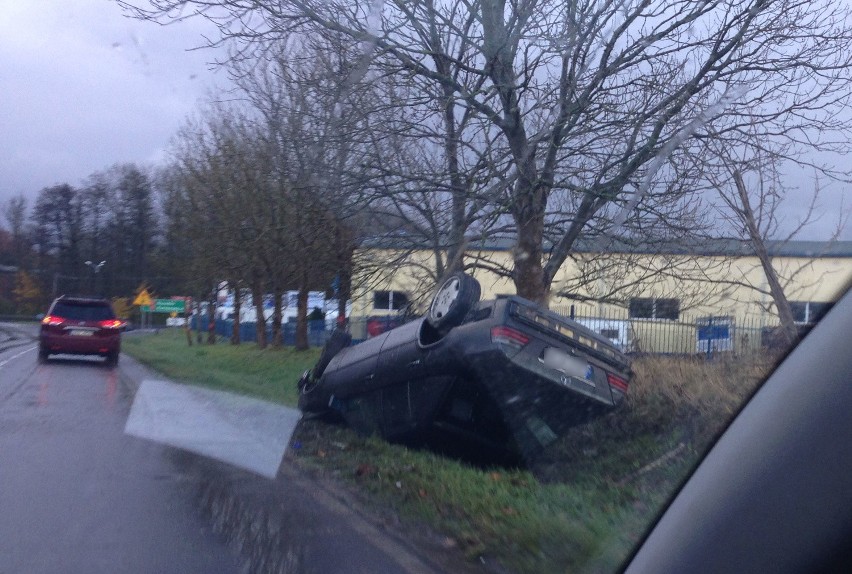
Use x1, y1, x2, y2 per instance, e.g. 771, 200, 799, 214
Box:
84, 260, 106, 294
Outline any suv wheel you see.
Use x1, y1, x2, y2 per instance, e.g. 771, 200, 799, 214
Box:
427, 272, 481, 334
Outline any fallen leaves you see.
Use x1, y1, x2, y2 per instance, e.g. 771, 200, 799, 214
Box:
355, 463, 376, 477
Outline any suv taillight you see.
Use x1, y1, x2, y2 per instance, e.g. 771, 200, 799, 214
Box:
491, 326, 530, 350
42, 315, 64, 326
606, 372, 629, 393
99, 320, 123, 329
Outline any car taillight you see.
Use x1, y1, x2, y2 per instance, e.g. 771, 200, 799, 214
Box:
42, 315, 64, 326
606, 372, 629, 393
491, 326, 530, 350
99, 319, 124, 329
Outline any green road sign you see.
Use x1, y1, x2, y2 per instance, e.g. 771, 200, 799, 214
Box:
147, 299, 187, 314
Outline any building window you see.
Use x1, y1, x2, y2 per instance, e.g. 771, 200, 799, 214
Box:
789, 301, 833, 324
628, 297, 680, 320
373, 290, 410, 311
628, 298, 654, 319
600, 328, 620, 340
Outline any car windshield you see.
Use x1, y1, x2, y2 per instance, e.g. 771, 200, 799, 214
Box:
51, 302, 115, 322
1, 1, 851, 573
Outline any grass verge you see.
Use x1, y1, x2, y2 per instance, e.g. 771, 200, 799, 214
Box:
122, 328, 320, 405
123, 329, 772, 573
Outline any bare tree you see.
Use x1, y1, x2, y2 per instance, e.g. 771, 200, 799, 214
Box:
230, 37, 371, 349
2, 195, 28, 268
167, 106, 265, 343
120, 0, 852, 307
162, 41, 365, 349
702, 136, 847, 348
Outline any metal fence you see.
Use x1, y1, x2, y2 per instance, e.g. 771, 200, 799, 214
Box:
190, 310, 798, 357
189, 316, 330, 347
567, 314, 800, 357
189, 315, 414, 348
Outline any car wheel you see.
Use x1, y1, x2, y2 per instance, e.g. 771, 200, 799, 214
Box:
105, 352, 119, 367
38, 345, 49, 363
427, 272, 481, 333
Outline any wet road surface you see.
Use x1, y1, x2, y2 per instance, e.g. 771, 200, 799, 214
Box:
0, 325, 466, 574
0, 335, 244, 573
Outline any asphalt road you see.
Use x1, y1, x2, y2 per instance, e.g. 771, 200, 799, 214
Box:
0, 324, 466, 574
0, 325, 243, 574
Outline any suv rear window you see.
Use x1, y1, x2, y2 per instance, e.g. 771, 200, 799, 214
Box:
51, 301, 115, 321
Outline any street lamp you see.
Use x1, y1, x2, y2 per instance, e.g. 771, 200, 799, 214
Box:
84, 260, 106, 295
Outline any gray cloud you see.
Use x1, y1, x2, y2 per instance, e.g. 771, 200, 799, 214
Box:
0, 0, 221, 205
0, 1, 846, 240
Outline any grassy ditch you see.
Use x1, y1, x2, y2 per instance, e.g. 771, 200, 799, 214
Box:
122, 329, 773, 573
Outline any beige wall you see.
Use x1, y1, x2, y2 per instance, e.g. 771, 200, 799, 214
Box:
351, 247, 851, 326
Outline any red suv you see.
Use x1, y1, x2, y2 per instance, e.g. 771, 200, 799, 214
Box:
39, 296, 124, 366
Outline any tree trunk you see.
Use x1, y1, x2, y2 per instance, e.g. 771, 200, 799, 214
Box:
337, 247, 353, 321
271, 285, 283, 348
512, 184, 550, 306
195, 300, 203, 344
184, 297, 193, 346
439, 76, 467, 279
251, 275, 267, 349
733, 171, 799, 348
231, 285, 242, 345
184, 314, 193, 346
206, 287, 216, 345
479, 0, 550, 305
295, 286, 309, 351
762, 259, 800, 348
514, 235, 548, 305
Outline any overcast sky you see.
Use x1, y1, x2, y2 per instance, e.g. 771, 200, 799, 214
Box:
0, 0, 848, 240
0, 0, 222, 207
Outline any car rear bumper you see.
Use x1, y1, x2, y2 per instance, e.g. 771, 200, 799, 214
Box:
40, 332, 120, 356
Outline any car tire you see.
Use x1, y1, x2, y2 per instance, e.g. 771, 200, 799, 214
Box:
427, 272, 481, 333
38, 345, 49, 363
105, 351, 119, 367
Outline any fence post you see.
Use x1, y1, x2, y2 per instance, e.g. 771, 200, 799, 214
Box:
706, 317, 713, 360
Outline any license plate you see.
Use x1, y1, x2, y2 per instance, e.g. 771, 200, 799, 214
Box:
69, 329, 93, 337
541, 347, 588, 379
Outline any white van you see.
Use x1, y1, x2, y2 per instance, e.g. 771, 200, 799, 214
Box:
573, 318, 631, 352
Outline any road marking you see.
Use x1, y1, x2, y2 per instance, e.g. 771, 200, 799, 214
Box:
0, 345, 36, 368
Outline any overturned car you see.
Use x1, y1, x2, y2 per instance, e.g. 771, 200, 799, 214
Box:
298, 273, 631, 466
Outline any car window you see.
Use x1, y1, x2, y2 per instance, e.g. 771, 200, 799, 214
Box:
51, 302, 115, 322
